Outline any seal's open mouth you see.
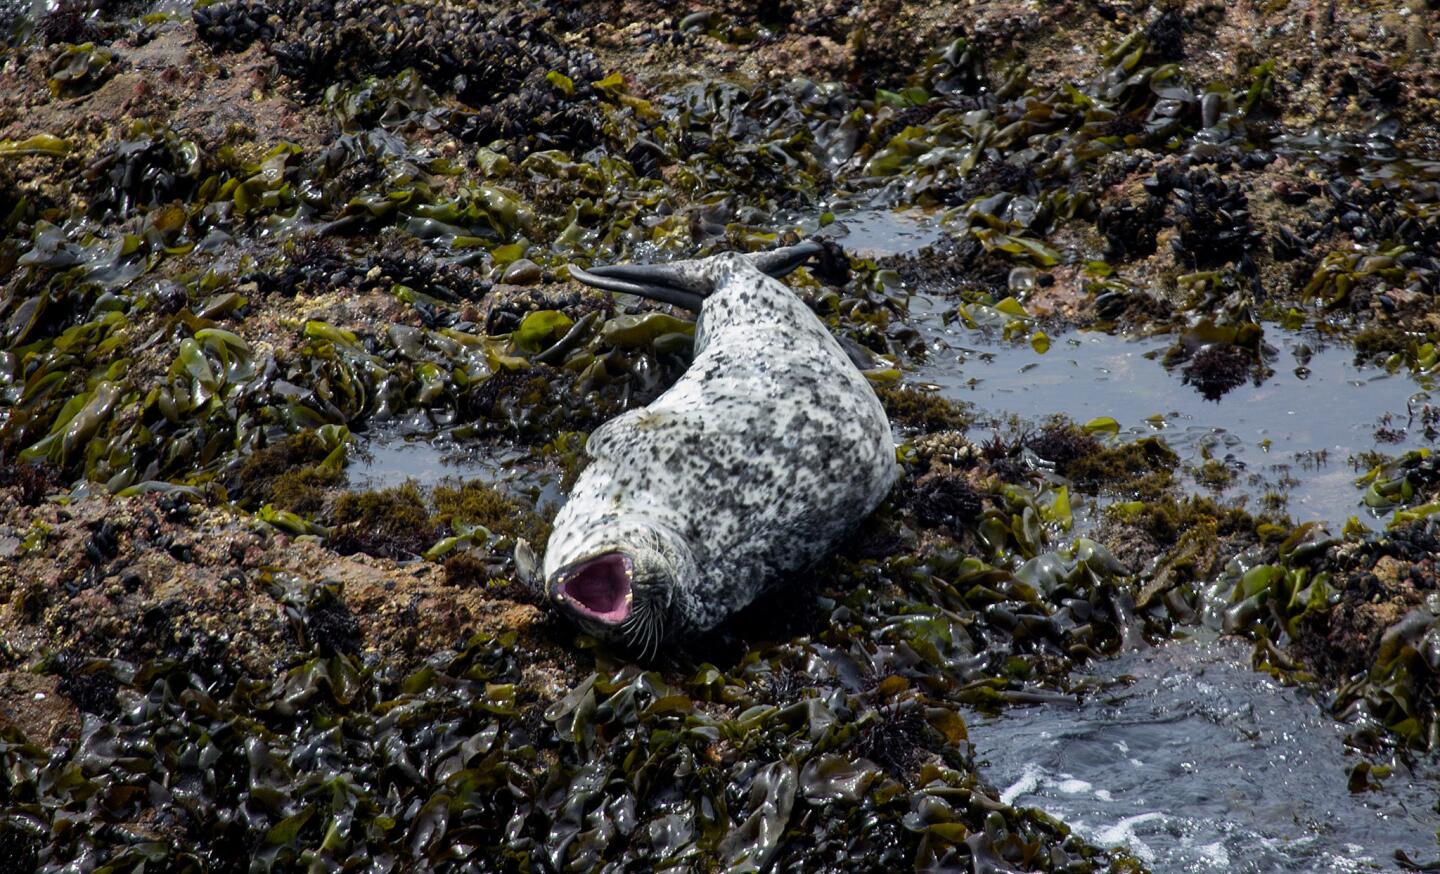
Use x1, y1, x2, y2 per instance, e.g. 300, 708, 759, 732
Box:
559, 553, 633, 624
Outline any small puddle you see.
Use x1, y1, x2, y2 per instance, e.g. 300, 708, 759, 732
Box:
812, 208, 944, 259
910, 298, 1435, 530
346, 432, 565, 515
968, 630, 1440, 872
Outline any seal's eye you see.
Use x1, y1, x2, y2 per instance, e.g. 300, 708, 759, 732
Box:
560, 553, 633, 623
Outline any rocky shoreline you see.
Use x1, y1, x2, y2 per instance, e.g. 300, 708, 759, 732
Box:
3, 0, 1438, 869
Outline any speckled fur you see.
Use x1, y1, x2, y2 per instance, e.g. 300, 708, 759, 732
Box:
543, 253, 899, 640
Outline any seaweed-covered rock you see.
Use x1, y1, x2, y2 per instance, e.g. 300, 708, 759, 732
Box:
1182, 342, 1254, 400
330, 481, 435, 558
910, 466, 983, 528
1142, 9, 1186, 62
0, 0, 1439, 863
195, 0, 606, 152
34, 0, 98, 47
1214, 519, 1440, 750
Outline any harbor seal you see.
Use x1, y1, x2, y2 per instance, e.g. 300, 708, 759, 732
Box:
536, 242, 898, 652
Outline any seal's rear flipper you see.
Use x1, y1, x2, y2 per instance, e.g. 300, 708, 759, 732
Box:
749, 240, 824, 279
569, 241, 834, 311
567, 265, 706, 311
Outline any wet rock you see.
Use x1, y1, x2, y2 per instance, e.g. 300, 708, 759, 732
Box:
502, 258, 543, 285
0, 672, 78, 746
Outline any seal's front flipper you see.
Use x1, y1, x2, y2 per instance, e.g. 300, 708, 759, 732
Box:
514, 538, 542, 593
839, 335, 876, 371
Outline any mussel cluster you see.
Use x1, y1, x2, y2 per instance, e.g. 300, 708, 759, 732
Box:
1147, 165, 1259, 273
195, 0, 606, 154
190, 0, 273, 52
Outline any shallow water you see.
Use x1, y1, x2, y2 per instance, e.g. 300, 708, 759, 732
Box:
347, 432, 566, 515
909, 297, 1435, 530
812, 208, 944, 259
900, 287, 1440, 868
967, 630, 1440, 872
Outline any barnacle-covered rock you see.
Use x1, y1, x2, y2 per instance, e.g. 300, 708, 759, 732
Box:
911, 429, 980, 469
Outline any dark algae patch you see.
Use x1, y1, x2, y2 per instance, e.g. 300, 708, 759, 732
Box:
330, 481, 436, 559
2, 0, 1440, 868
876, 383, 973, 433
232, 428, 346, 514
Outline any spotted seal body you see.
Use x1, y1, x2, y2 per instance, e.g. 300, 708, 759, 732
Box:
538, 244, 898, 650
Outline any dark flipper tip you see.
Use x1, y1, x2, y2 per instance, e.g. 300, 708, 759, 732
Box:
568, 264, 706, 311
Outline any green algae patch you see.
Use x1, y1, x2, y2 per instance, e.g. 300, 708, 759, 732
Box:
876, 383, 973, 432
1357, 449, 1439, 520
47, 42, 116, 97
431, 479, 551, 546
0, 134, 72, 157
1125, 494, 1254, 549
1194, 458, 1236, 492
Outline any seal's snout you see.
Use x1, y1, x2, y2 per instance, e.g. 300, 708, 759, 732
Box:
559, 552, 633, 624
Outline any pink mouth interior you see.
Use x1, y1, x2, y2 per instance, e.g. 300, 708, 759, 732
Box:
561, 553, 632, 623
